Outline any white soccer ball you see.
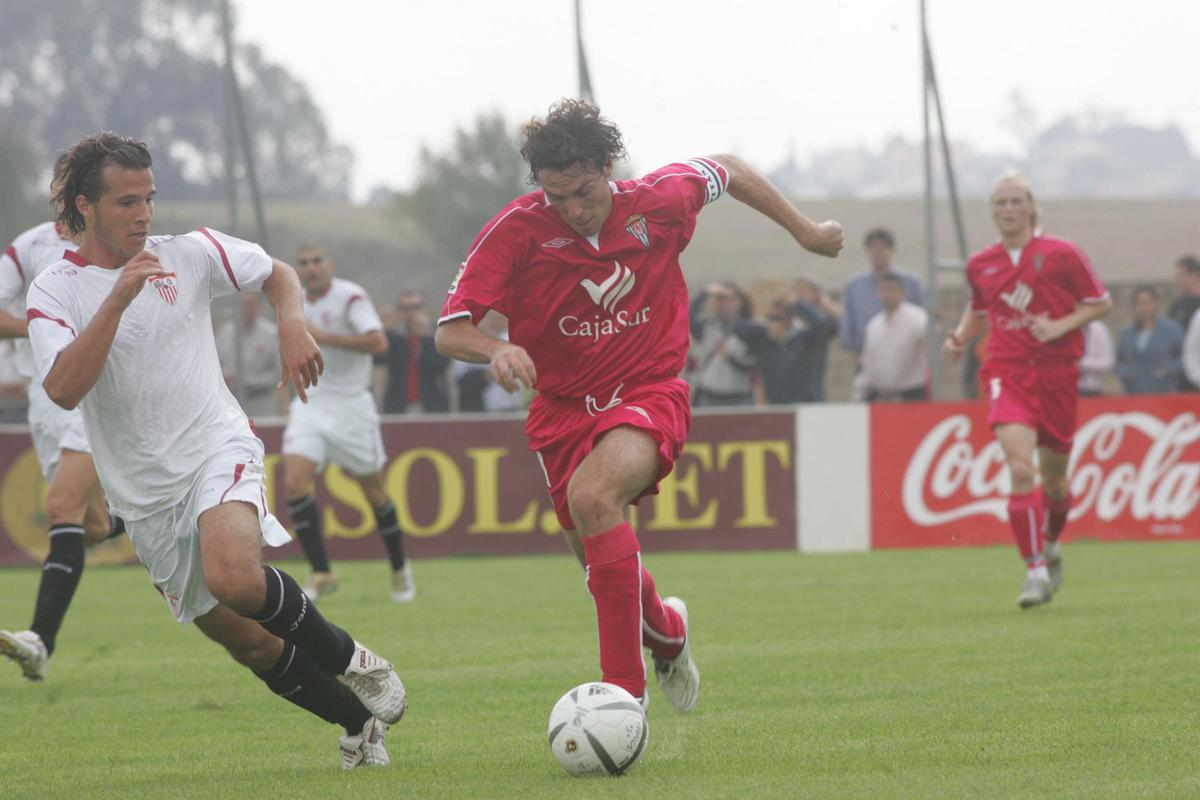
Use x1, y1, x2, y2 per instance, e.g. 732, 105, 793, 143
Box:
547, 682, 649, 777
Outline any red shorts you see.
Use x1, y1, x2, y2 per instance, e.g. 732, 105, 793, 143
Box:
980, 361, 1080, 454
525, 378, 692, 531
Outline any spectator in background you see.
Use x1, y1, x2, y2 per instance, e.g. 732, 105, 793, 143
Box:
0, 340, 28, 423
689, 281, 756, 406
455, 312, 520, 412
1077, 320, 1115, 397
1169, 255, 1200, 390
1183, 303, 1200, 393
860, 273, 929, 401
733, 278, 839, 403
381, 291, 450, 413
839, 227, 925, 361
1116, 286, 1183, 394
215, 293, 283, 418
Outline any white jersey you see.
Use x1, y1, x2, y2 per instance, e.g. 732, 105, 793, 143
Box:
26, 228, 273, 521
303, 277, 382, 396
0, 221, 78, 377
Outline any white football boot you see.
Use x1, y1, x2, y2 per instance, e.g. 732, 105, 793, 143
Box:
0, 630, 49, 681
1016, 572, 1053, 609
1045, 540, 1064, 594
390, 563, 416, 604
339, 716, 390, 769
337, 642, 408, 725
652, 597, 700, 714
301, 572, 339, 604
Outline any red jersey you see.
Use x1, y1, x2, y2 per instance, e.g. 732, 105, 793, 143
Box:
966, 234, 1109, 366
439, 158, 729, 399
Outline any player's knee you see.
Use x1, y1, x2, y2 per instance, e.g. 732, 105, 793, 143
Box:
566, 482, 617, 532
81, 520, 109, 546
43, 489, 85, 526
205, 561, 267, 615
283, 471, 311, 502
1042, 474, 1069, 499
1008, 459, 1037, 492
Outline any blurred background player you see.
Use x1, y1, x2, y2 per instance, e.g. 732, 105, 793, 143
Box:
944, 170, 1112, 608
216, 292, 284, 418
282, 243, 414, 603
27, 132, 405, 767
435, 100, 843, 712
0, 216, 126, 681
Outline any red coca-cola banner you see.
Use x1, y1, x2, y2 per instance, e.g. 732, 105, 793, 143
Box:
871, 395, 1200, 548
0, 410, 796, 566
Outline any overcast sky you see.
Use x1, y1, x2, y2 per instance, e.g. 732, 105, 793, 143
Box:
236, 0, 1199, 200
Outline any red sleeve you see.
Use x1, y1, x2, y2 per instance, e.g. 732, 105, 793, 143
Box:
438, 204, 527, 326
1063, 244, 1109, 303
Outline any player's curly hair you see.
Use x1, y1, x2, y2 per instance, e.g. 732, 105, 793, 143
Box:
52, 132, 153, 235
519, 99, 627, 185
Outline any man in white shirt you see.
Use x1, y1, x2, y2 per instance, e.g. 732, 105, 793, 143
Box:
0, 219, 127, 682
216, 292, 283, 418
861, 273, 929, 401
26, 132, 404, 768
1183, 308, 1200, 389
281, 244, 414, 604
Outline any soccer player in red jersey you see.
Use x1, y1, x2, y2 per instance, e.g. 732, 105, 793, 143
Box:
435, 100, 843, 710
945, 171, 1113, 608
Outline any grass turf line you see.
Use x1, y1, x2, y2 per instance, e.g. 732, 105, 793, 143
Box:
1, 541, 1197, 799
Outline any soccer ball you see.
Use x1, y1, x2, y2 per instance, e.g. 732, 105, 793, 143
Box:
547, 682, 648, 777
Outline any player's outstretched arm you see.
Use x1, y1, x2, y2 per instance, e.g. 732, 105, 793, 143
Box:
713, 154, 844, 258
308, 325, 388, 355
435, 318, 536, 393
261, 258, 324, 402
42, 250, 166, 409
944, 306, 986, 362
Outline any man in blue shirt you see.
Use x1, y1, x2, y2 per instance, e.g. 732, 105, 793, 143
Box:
839, 227, 925, 362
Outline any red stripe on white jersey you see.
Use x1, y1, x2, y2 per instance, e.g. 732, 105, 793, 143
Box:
26, 308, 76, 336
199, 227, 239, 291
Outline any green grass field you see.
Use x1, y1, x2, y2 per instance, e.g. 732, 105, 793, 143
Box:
2, 542, 1198, 799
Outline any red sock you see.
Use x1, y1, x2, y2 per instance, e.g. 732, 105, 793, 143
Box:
582, 523, 645, 698
1008, 491, 1044, 567
639, 565, 685, 661
1041, 490, 1072, 541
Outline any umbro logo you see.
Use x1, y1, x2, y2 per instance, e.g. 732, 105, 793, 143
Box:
580, 261, 635, 313
542, 237, 574, 249
999, 281, 1034, 313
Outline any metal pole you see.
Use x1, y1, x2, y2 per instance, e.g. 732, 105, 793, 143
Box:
925, 27, 968, 263
222, 0, 269, 252
221, 0, 246, 401
921, 0, 940, 397
575, 0, 595, 103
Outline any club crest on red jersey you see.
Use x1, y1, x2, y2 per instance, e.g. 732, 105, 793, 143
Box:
150, 273, 178, 305
1034, 253, 1045, 272
624, 214, 650, 249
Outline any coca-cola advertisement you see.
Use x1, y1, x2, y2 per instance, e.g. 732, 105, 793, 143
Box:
871, 395, 1200, 548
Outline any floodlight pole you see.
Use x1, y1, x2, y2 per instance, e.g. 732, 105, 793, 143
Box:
575, 0, 595, 103
920, 0, 970, 398
221, 0, 271, 400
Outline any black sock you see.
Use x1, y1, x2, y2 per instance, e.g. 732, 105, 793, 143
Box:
105, 515, 126, 541
374, 501, 406, 571
253, 641, 371, 736
288, 495, 330, 572
30, 525, 86, 655
250, 566, 355, 675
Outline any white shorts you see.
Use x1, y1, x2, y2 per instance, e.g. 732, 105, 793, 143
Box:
126, 435, 291, 624
28, 382, 90, 480
281, 391, 387, 476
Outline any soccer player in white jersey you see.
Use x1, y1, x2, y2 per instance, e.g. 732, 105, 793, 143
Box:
0, 215, 127, 682
281, 243, 414, 604
25, 132, 406, 768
